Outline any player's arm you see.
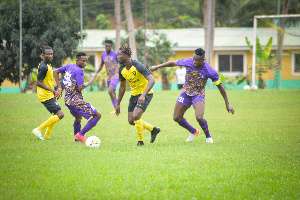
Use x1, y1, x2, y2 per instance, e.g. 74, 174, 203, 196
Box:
78, 77, 93, 91
94, 63, 104, 79
116, 80, 126, 116
216, 83, 234, 114
149, 61, 177, 72
138, 74, 155, 105
53, 69, 62, 99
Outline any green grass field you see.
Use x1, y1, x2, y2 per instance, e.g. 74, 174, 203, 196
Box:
0, 89, 299, 199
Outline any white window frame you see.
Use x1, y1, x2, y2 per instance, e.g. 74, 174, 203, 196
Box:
292, 52, 300, 76
86, 52, 98, 69
215, 52, 247, 76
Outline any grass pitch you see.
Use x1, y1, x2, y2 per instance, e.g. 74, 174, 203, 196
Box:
0, 89, 299, 199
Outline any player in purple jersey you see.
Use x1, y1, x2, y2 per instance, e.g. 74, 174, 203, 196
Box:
94, 40, 120, 114
150, 48, 234, 143
54, 52, 102, 144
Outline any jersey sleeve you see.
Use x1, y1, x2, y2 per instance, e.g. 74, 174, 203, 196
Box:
133, 61, 151, 78
100, 53, 104, 65
58, 65, 67, 74
208, 66, 221, 85
177, 57, 193, 67
118, 66, 126, 82
37, 63, 48, 80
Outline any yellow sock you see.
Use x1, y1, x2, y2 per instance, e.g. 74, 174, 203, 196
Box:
141, 119, 154, 131
44, 123, 56, 138
134, 119, 144, 141
38, 115, 60, 131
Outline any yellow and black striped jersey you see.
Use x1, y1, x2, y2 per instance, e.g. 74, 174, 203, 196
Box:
119, 60, 153, 96
36, 60, 54, 102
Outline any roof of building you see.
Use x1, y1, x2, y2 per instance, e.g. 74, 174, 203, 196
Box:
82, 28, 300, 52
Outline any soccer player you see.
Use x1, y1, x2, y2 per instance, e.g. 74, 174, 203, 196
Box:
32, 46, 64, 140
54, 52, 101, 143
116, 44, 160, 146
94, 40, 119, 114
150, 48, 234, 143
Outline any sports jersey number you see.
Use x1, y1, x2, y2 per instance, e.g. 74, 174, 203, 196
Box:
178, 97, 184, 103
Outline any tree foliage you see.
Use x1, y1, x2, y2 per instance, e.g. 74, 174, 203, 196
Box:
0, 1, 82, 90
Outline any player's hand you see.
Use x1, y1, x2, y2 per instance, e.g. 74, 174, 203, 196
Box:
54, 88, 62, 99
88, 77, 93, 85
138, 95, 145, 106
226, 104, 234, 114
149, 66, 158, 72
116, 105, 121, 116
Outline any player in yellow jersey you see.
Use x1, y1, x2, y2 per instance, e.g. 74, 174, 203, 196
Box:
116, 44, 160, 146
32, 46, 64, 140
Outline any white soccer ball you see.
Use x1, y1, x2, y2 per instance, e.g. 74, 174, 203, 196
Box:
86, 136, 101, 148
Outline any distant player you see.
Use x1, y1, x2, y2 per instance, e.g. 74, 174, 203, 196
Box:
94, 40, 119, 114
116, 44, 160, 146
150, 48, 234, 143
54, 52, 101, 143
32, 46, 64, 140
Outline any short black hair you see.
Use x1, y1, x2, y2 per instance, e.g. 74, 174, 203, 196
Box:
76, 52, 87, 59
105, 40, 113, 44
42, 46, 52, 54
119, 44, 132, 56
194, 48, 205, 57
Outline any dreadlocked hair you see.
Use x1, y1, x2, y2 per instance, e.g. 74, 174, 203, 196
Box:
194, 48, 205, 57
119, 44, 132, 56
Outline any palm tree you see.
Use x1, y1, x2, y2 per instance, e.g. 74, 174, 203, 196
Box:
114, 0, 121, 51
123, 0, 137, 60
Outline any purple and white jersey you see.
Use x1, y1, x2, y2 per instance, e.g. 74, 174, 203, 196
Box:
177, 57, 220, 96
101, 51, 119, 81
58, 64, 85, 106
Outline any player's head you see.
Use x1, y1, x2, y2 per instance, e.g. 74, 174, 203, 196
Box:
76, 52, 88, 69
193, 48, 205, 68
42, 46, 53, 63
117, 44, 132, 64
105, 40, 113, 53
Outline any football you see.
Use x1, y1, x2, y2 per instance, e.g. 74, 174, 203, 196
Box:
86, 136, 101, 148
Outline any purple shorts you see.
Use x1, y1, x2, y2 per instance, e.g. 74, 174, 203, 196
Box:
176, 92, 205, 108
107, 77, 119, 91
66, 102, 97, 120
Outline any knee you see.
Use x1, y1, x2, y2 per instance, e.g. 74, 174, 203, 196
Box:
57, 110, 64, 119
173, 115, 182, 123
75, 116, 82, 123
196, 116, 204, 124
128, 119, 135, 125
95, 112, 102, 119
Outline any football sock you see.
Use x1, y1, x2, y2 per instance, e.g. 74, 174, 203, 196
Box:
178, 117, 196, 133
111, 99, 117, 109
134, 119, 144, 141
44, 123, 56, 138
73, 121, 81, 136
199, 119, 211, 138
141, 119, 154, 131
38, 115, 60, 131
79, 117, 99, 136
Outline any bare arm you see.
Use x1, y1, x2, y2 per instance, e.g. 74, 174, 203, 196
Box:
53, 69, 63, 99
78, 77, 93, 91
116, 80, 126, 116
137, 74, 155, 106
94, 63, 104, 79
149, 61, 177, 72
217, 83, 234, 114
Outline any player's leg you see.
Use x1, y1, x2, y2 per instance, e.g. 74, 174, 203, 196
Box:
44, 110, 64, 138
73, 102, 101, 143
33, 98, 64, 140
173, 93, 199, 141
108, 78, 119, 114
73, 115, 82, 142
193, 100, 213, 143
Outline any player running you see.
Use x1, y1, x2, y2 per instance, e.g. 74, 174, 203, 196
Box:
116, 44, 160, 146
150, 48, 234, 143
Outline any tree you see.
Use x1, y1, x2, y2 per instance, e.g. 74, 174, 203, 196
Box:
95, 14, 111, 29
114, 0, 121, 51
118, 27, 177, 90
123, 0, 137, 60
0, 1, 82, 91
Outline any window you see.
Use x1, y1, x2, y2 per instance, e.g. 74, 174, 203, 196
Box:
215, 53, 246, 75
86, 53, 98, 68
292, 53, 300, 75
